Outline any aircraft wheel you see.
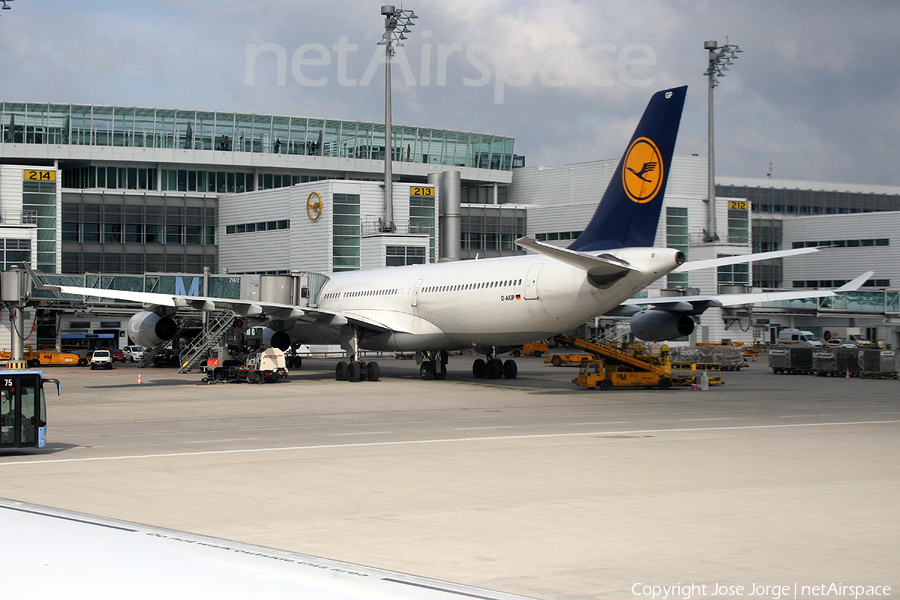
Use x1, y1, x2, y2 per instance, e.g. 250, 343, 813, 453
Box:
420, 361, 435, 380
335, 361, 349, 381
472, 359, 486, 378
486, 359, 503, 380
503, 359, 517, 379
366, 361, 380, 382
599, 379, 613, 390
348, 361, 363, 382
658, 377, 672, 390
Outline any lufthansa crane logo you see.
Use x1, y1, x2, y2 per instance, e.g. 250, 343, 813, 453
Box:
306, 192, 322, 221
622, 137, 663, 204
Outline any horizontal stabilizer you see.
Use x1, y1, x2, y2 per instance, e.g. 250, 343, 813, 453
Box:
515, 237, 633, 277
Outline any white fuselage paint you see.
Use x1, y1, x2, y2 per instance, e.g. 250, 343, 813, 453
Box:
307, 247, 682, 352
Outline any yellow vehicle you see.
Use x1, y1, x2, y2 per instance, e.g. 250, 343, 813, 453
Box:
545, 353, 594, 366
512, 342, 549, 357
0, 346, 85, 368
573, 359, 678, 390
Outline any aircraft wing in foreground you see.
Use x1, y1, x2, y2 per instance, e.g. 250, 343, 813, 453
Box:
0, 498, 537, 600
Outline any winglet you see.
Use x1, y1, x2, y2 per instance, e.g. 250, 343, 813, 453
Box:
23, 263, 60, 292
836, 271, 874, 292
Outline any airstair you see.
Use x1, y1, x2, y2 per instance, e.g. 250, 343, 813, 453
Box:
177, 311, 236, 373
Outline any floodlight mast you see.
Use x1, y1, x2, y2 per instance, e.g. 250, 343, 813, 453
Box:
703, 39, 742, 243
378, 5, 417, 232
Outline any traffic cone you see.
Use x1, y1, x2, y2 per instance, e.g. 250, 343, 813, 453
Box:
137, 372, 143, 384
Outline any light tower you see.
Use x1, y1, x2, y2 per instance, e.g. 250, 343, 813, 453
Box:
703, 39, 742, 243
378, 5, 417, 232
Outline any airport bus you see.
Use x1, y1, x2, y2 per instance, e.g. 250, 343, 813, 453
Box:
0, 370, 59, 449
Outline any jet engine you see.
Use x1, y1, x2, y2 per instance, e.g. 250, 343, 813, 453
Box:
630, 309, 695, 341
258, 327, 292, 351
126, 311, 178, 348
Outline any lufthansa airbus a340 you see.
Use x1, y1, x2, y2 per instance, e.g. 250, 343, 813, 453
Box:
28, 85, 871, 382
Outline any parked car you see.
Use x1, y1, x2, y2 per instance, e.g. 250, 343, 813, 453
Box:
90, 349, 113, 370
109, 348, 126, 362
123, 346, 145, 362
825, 338, 857, 348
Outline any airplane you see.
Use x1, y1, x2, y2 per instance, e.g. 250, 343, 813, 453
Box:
26, 85, 872, 383
0, 497, 538, 600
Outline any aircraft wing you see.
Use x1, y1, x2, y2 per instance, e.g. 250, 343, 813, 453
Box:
617, 271, 874, 315
0, 498, 537, 600
25, 264, 414, 334
672, 246, 820, 272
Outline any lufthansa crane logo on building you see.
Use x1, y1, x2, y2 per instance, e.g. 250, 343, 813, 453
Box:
622, 137, 663, 204
306, 192, 322, 221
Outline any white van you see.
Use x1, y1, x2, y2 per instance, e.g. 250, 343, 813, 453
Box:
777, 328, 823, 347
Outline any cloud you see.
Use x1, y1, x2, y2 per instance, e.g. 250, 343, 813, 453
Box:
1, 0, 899, 185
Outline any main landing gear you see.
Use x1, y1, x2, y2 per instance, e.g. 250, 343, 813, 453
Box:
335, 325, 380, 382
419, 350, 448, 380
472, 349, 517, 380
335, 359, 380, 382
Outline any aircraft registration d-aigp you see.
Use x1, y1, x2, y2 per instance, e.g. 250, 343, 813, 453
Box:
27, 85, 871, 382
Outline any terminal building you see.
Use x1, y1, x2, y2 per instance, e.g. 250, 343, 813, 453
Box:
0, 100, 898, 351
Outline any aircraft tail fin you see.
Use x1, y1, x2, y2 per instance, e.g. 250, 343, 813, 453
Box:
567, 85, 687, 252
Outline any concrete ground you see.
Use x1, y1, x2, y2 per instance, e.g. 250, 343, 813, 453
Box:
1, 355, 898, 600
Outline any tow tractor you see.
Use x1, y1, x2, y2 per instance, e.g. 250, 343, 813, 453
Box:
202, 347, 289, 384
1, 369, 60, 449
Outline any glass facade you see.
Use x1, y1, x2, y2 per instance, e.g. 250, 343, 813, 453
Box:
409, 195, 435, 262
460, 206, 527, 260
22, 180, 57, 272
665, 207, 689, 288
717, 184, 900, 215
332, 194, 360, 272
61, 195, 217, 274
0, 102, 515, 172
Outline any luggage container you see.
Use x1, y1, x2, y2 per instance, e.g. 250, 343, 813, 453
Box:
769, 346, 814, 374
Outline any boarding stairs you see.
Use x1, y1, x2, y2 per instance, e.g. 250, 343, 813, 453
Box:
137, 315, 200, 368
177, 311, 236, 373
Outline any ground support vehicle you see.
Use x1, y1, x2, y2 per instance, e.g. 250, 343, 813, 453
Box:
556, 336, 699, 390
0, 369, 59, 449
572, 358, 701, 390
512, 342, 549, 357
545, 353, 594, 366
0, 346, 85, 368
203, 347, 288, 384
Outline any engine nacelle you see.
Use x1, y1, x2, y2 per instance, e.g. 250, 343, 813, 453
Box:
127, 311, 178, 348
258, 327, 292, 351
630, 309, 695, 341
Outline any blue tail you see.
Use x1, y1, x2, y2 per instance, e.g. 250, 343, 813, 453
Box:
567, 85, 687, 252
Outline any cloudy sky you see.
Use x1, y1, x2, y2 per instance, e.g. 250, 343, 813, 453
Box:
2, 0, 898, 185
